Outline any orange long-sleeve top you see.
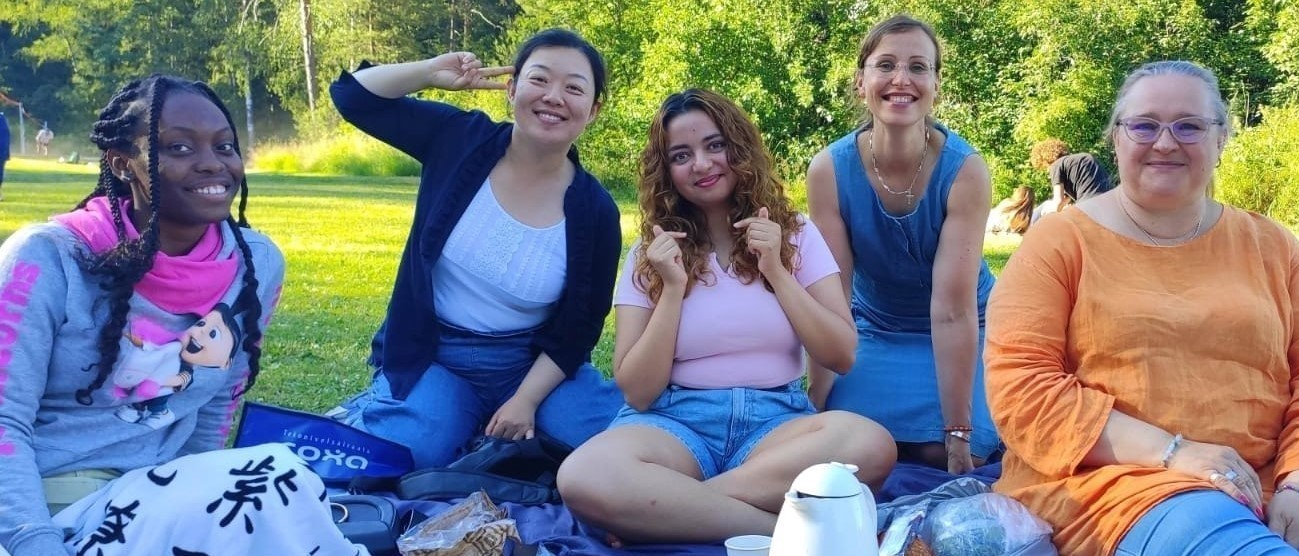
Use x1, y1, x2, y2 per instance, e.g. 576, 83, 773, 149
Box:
986, 206, 1299, 555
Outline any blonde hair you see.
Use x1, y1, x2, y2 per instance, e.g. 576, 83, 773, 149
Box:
1105, 61, 1231, 142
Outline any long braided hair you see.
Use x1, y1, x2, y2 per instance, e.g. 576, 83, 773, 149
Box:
74, 74, 265, 405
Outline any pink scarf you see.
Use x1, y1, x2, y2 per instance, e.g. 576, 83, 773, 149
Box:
51, 197, 240, 315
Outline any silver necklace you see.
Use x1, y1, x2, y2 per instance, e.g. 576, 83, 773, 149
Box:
1117, 194, 1203, 247
870, 126, 930, 207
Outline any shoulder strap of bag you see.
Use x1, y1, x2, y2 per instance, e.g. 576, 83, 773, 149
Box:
395, 469, 560, 505
391, 435, 569, 504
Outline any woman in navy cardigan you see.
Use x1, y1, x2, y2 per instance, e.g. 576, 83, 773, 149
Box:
328, 28, 623, 468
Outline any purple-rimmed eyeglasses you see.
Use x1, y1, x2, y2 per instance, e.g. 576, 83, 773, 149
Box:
1117, 116, 1223, 144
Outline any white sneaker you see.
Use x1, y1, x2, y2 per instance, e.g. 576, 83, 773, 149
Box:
138, 409, 176, 430
114, 405, 142, 423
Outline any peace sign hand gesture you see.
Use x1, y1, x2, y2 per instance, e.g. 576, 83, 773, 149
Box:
427, 52, 512, 91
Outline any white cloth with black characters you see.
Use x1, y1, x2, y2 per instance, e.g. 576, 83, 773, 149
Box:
52, 443, 368, 556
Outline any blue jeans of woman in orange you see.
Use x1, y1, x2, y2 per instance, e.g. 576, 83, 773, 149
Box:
1116, 490, 1297, 555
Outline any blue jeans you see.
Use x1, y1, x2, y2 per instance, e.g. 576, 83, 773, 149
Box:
608, 381, 815, 480
333, 322, 622, 468
1117, 490, 1297, 555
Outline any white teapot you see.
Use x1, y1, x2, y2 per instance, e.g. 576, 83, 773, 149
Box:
769, 462, 879, 556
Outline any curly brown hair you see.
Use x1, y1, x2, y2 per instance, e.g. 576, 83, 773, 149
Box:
1029, 138, 1069, 171
634, 89, 801, 303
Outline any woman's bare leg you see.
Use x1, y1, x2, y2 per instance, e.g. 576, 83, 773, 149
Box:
705, 411, 896, 513
558, 426, 780, 544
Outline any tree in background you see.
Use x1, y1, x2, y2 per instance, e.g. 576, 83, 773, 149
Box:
1, 0, 1296, 218
0, 0, 517, 147
0, 23, 70, 148
2, 0, 283, 149
262, 0, 517, 136
503, 0, 868, 192
1254, 0, 1299, 104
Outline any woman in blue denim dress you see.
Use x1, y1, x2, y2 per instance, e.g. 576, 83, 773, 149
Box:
806, 15, 1000, 473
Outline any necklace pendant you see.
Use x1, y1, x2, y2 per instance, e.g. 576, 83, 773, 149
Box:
869, 126, 930, 209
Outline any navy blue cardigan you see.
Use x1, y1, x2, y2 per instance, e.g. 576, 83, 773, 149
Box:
330, 67, 622, 401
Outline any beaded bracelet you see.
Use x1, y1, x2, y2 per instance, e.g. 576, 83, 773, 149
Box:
1159, 433, 1184, 468
1277, 484, 1299, 496
943, 425, 974, 433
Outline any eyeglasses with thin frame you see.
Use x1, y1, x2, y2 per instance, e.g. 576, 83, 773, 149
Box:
1116, 116, 1223, 144
864, 60, 934, 78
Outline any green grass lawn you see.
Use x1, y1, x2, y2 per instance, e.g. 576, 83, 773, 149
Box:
0, 158, 1019, 412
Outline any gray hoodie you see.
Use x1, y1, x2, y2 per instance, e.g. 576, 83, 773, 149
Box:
0, 221, 285, 555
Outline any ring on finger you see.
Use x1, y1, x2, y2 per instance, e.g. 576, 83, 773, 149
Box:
1223, 469, 1240, 483
1209, 471, 1227, 484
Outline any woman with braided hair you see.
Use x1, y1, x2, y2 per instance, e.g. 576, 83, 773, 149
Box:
0, 75, 361, 555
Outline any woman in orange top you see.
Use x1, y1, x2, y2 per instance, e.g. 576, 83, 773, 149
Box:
987, 60, 1299, 555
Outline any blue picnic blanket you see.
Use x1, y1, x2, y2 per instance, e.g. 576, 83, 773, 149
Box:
390, 462, 1001, 555
878, 462, 1000, 503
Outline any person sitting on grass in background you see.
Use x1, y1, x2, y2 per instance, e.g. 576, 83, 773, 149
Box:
557, 89, 896, 546
0, 74, 358, 556
326, 28, 623, 469
1029, 138, 1113, 224
985, 186, 1035, 235
987, 60, 1299, 555
986, 186, 1035, 235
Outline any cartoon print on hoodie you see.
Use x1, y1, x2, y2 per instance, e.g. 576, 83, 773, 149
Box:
111, 303, 242, 429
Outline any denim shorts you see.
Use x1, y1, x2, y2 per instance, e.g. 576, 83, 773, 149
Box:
609, 381, 815, 480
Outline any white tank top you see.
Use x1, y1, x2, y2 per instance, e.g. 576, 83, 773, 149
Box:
433, 179, 567, 332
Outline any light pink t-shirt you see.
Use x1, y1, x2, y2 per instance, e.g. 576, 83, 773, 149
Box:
614, 216, 840, 389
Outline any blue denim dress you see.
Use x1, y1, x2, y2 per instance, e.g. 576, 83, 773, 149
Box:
821, 125, 1000, 458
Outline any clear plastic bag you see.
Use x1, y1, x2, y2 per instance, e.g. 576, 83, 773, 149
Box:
396, 491, 521, 556
877, 477, 991, 535
920, 493, 1056, 556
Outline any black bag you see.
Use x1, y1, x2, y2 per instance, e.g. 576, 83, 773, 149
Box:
396, 434, 571, 505
330, 494, 401, 556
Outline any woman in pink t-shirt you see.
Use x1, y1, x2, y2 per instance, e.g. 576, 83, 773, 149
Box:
557, 89, 896, 545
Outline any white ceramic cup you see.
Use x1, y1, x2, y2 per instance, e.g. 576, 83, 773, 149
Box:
725, 534, 772, 556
